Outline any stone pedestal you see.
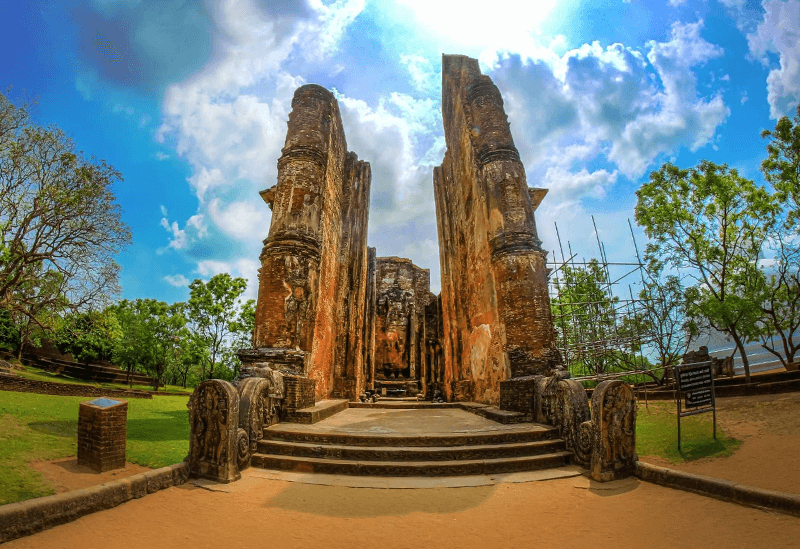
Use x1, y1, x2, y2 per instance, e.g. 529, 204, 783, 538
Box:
77, 397, 127, 472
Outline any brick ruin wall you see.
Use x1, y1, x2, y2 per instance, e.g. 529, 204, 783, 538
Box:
434, 55, 561, 404
253, 85, 371, 402
371, 257, 438, 395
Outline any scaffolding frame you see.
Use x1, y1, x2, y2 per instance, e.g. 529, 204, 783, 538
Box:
547, 217, 668, 403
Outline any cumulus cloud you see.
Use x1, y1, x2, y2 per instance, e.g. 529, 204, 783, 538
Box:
484, 19, 728, 189
154, 0, 366, 284
164, 274, 191, 287
160, 213, 206, 250
747, 0, 800, 118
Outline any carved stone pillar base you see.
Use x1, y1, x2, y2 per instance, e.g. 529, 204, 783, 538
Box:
588, 380, 637, 482
450, 380, 474, 402
237, 347, 309, 377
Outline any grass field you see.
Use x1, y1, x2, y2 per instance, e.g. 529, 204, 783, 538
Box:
636, 400, 741, 462
0, 389, 741, 506
0, 390, 190, 505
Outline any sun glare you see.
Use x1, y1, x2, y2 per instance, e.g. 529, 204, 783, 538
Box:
395, 0, 559, 50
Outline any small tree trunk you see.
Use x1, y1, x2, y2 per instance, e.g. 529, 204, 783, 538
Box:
730, 331, 751, 383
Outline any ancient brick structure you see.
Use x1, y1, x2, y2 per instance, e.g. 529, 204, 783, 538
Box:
77, 397, 128, 472
370, 257, 438, 396
434, 54, 562, 404
246, 84, 371, 402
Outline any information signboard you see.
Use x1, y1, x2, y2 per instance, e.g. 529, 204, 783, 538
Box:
673, 361, 717, 450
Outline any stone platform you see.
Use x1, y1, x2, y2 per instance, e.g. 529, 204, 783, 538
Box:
252, 408, 571, 477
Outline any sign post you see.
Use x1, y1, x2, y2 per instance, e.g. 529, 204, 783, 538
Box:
674, 361, 716, 451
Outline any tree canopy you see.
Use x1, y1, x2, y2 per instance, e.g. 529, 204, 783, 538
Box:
0, 92, 131, 350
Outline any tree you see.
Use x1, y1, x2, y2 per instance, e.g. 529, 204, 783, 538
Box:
761, 105, 800, 227
635, 161, 778, 382
52, 309, 122, 363
0, 92, 131, 336
186, 273, 247, 381
633, 262, 700, 383
756, 107, 800, 368
551, 259, 622, 377
752, 236, 800, 368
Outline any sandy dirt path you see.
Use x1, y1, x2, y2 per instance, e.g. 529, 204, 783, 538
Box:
6, 471, 800, 549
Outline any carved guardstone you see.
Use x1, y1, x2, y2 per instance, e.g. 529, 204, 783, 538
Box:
589, 380, 637, 481
237, 377, 282, 469
188, 380, 241, 483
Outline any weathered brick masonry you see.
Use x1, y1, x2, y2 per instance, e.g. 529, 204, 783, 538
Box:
250, 85, 371, 402
77, 399, 128, 472
434, 54, 561, 404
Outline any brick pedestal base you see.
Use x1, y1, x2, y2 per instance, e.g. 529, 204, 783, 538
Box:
77, 397, 127, 472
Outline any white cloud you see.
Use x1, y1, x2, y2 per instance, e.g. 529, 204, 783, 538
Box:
543, 167, 619, 200
208, 199, 268, 241
154, 151, 170, 161
747, 0, 800, 118
160, 214, 206, 250
164, 274, 190, 287
485, 20, 728, 182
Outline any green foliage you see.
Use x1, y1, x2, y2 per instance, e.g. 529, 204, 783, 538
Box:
51, 309, 122, 363
0, 93, 131, 335
761, 105, 800, 228
635, 161, 778, 381
551, 259, 625, 376
0, 391, 189, 504
0, 307, 19, 352
112, 299, 187, 389
186, 273, 248, 381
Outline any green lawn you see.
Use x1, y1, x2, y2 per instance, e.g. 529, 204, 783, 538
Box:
13, 364, 194, 394
0, 390, 190, 505
636, 400, 741, 463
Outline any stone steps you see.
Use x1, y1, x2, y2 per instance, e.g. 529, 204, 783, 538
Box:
252, 422, 571, 477
257, 438, 566, 461
250, 451, 572, 477
262, 424, 559, 447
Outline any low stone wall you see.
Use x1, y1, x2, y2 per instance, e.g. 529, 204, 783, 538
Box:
0, 375, 153, 399
636, 461, 800, 517
0, 462, 189, 543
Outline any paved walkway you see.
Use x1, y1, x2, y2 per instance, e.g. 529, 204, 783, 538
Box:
268, 407, 547, 436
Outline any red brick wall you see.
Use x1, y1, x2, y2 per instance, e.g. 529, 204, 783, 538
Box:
77, 400, 128, 472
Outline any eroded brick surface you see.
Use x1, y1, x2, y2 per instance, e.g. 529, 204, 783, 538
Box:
434, 55, 562, 404
77, 399, 127, 472
251, 85, 371, 402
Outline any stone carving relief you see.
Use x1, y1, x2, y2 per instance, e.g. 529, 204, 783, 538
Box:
376, 286, 414, 379
533, 375, 636, 480
588, 380, 637, 481
187, 380, 241, 483
237, 376, 282, 471
283, 257, 314, 350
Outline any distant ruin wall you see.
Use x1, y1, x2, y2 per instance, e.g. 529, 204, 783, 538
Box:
252, 84, 371, 401
371, 258, 436, 395
434, 54, 561, 404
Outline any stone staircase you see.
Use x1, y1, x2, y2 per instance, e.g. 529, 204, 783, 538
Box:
252, 422, 571, 477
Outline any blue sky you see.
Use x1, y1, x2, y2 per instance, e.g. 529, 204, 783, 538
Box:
1, 0, 798, 304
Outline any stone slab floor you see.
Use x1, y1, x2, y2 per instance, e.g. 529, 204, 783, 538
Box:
268, 407, 550, 436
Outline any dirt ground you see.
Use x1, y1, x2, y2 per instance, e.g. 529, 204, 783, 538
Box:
640, 392, 800, 494
29, 458, 151, 493
12, 392, 800, 549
